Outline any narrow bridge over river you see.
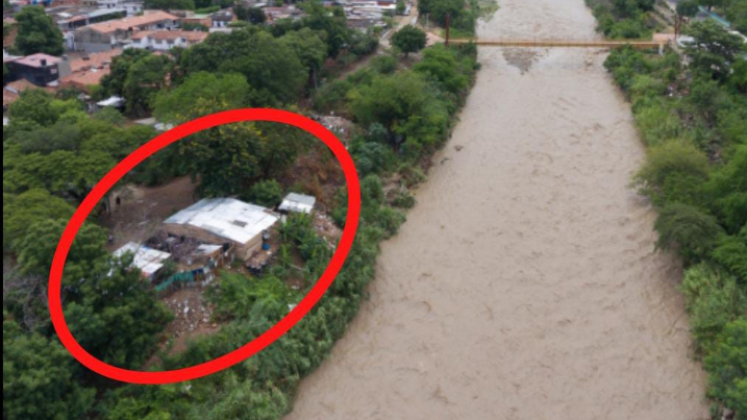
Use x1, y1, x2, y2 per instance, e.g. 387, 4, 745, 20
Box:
449, 38, 667, 49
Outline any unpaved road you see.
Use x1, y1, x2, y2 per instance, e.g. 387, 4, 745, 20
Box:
286, 1, 709, 418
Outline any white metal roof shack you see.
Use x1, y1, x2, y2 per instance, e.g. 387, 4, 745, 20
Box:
164, 198, 279, 245
279, 193, 316, 214
114, 242, 171, 279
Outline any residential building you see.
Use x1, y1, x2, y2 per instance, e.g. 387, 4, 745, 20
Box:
59, 48, 121, 92
72, 11, 178, 52
114, 242, 173, 281
55, 7, 127, 32
210, 9, 234, 28
129, 30, 208, 51
163, 198, 279, 261
5, 53, 72, 86
97, 0, 143, 16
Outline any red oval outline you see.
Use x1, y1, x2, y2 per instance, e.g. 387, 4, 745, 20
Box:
48, 109, 361, 385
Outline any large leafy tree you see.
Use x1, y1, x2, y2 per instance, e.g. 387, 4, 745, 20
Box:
181, 30, 306, 106
154, 72, 250, 122
2, 189, 74, 252
280, 28, 327, 88
655, 203, 725, 264
726, 0, 747, 34
685, 20, 746, 81
349, 72, 451, 153
100, 49, 153, 99
14, 6, 64, 56
3, 318, 96, 420
392, 25, 427, 57
123, 54, 174, 117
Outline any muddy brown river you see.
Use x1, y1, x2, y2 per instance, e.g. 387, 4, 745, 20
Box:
286, 1, 710, 418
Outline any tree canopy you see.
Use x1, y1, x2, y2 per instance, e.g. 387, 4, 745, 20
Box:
14, 6, 64, 56
391, 25, 427, 57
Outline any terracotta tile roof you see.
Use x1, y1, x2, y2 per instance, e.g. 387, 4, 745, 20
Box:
3, 89, 19, 108
83, 11, 178, 34
12, 53, 63, 69
69, 49, 122, 73
5, 79, 38, 93
60, 67, 111, 90
131, 30, 209, 43
3, 79, 50, 108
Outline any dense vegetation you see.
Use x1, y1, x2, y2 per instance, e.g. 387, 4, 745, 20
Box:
419, 0, 481, 35
89, 39, 479, 420
4, 1, 480, 419
603, 21, 745, 419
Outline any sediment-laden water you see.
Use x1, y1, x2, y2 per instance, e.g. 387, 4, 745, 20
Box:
286, 1, 710, 418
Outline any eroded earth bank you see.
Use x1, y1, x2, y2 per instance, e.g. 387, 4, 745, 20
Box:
286, 0, 710, 418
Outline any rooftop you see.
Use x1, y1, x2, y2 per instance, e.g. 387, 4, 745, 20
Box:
83, 10, 178, 34
131, 30, 209, 43
12, 53, 63, 68
114, 242, 172, 279
279, 193, 317, 214
164, 198, 279, 245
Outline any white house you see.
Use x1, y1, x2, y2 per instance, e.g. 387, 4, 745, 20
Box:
128, 30, 209, 51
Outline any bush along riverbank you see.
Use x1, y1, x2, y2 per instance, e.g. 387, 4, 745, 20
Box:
93, 43, 481, 420
603, 22, 746, 420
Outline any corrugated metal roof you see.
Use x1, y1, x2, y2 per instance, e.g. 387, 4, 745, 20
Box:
279, 193, 316, 214
164, 198, 278, 245
114, 242, 171, 278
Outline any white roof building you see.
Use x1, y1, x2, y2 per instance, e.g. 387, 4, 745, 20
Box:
114, 242, 172, 280
164, 198, 278, 249
279, 193, 316, 214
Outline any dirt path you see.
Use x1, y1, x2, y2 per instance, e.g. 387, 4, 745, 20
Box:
285, 1, 709, 418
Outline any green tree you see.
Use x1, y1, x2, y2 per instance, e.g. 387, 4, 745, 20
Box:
704, 320, 747, 418
8, 88, 59, 127
66, 255, 174, 369
3, 320, 96, 420
181, 31, 306, 106
236, 6, 266, 24
154, 72, 250, 122
280, 28, 327, 88
681, 264, 747, 352
635, 139, 710, 206
677, 0, 701, 18
300, 2, 350, 57
685, 20, 746, 81
349, 72, 451, 153
3, 189, 75, 252
100, 49, 153, 99
391, 25, 427, 57
247, 179, 284, 208
414, 44, 472, 94
726, 0, 747, 34
14, 6, 64, 56
655, 203, 724, 263
123, 54, 174, 117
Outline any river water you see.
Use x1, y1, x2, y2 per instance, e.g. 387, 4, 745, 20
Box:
286, 0, 710, 418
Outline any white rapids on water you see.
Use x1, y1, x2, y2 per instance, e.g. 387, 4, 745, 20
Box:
286, 0, 710, 418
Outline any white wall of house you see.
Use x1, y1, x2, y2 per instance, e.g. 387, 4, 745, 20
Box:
128, 36, 194, 51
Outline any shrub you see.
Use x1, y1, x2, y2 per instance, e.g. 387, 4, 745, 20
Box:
635, 140, 710, 206
681, 264, 747, 354
654, 203, 723, 264
247, 179, 284, 208
704, 320, 747, 418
